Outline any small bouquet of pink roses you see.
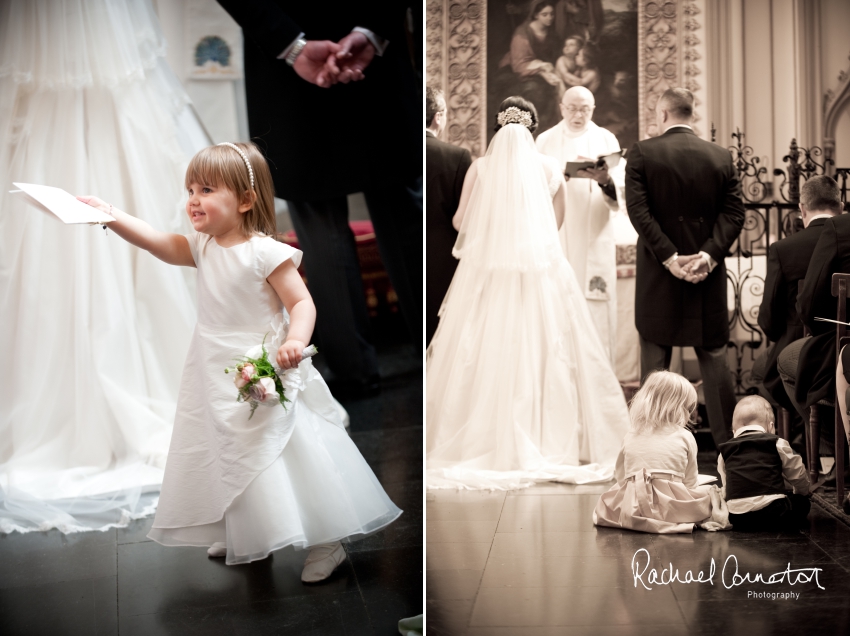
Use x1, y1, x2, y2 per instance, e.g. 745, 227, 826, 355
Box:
225, 336, 318, 419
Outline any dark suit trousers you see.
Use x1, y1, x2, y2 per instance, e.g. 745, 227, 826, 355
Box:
728, 494, 811, 532
639, 335, 736, 446
777, 337, 835, 455
286, 177, 422, 381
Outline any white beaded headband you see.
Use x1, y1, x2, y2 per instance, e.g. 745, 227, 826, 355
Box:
497, 106, 533, 129
218, 142, 254, 190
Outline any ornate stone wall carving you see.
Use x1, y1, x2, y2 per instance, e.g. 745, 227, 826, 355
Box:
638, 1, 677, 139
637, 0, 706, 140
426, 0, 445, 92
445, 2, 487, 157
426, 1, 487, 158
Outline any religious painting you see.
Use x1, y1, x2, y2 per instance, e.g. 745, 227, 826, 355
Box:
487, 0, 638, 149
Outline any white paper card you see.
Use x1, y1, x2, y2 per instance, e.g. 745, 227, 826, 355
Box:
10, 183, 114, 225
814, 317, 850, 327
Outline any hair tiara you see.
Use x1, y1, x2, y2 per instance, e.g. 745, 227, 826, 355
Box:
218, 142, 254, 190
497, 106, 533, 129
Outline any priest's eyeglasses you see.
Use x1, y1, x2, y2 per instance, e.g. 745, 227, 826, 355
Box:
565, 105, 594, 115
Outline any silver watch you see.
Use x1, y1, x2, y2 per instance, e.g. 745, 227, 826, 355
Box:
286, 38, 307, 66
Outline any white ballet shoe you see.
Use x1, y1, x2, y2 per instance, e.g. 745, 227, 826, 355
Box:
207, 542, 227, 558
301, 542, 346, 583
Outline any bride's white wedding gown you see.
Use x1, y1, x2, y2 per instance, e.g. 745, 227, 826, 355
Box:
0, 0, 209, 532
426, 123, 630, 490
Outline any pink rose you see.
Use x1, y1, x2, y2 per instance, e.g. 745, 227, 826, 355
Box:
235, 363, 255, 389
248, 377, 279, 404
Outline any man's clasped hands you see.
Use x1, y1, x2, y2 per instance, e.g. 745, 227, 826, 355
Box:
668, 254, 710, 284
294, 32, 376, 88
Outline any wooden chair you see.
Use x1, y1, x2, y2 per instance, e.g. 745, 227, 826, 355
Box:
798, 279, 822, 486
776, 408, 791, 442
830, 273, 850, 506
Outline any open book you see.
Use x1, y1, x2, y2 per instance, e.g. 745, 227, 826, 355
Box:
10, 183, 115, 225
565, 150, 624, 178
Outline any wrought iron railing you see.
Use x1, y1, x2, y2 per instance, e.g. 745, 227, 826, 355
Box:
718, 128, 848, 393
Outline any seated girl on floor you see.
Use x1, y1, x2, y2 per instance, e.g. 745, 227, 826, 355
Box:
593, 371, 728, 534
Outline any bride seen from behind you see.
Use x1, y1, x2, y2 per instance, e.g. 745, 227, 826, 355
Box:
426, 96, 630, 490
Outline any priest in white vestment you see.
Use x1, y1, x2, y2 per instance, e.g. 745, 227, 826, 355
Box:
536, 86, 623, 363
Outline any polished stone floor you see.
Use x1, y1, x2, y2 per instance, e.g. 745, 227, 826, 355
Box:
0, 343, 422, 636
426, 452, 850, 635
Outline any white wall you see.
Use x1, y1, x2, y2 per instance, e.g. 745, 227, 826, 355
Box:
152, 0, 250, 144
707, 0, 850, 174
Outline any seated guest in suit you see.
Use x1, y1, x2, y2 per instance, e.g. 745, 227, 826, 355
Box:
835, 347, 850, 512
719, 396, 810, 532
756, 177, 839, 444
426, 87, 472, 344
777, 176, 845, 432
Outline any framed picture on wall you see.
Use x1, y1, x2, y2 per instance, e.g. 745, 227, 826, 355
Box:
487, 0, 639, 149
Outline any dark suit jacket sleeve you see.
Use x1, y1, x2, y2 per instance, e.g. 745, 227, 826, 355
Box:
625, 142, 677, 263
699, 157, 746, 263
758, 243, 785, 342
216, 0, 302, 59
344, 2, 404, 43
451, 149, 472, 217
216, 1, 401, 58
798, 218, 838, 331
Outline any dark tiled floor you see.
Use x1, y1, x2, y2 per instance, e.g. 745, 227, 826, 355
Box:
426, 452, 850, 635
0, 343, 422, 636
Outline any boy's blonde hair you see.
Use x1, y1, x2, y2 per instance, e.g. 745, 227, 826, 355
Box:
184, 142, 276, 237
629, 370, 697, 434
732, 395, 774, 432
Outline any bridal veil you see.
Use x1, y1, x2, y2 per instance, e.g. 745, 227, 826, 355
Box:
426, 123, 629, 490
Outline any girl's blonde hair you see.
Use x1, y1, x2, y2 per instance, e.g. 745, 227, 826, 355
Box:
184, 142, 276, 236
628, 370, 697, 434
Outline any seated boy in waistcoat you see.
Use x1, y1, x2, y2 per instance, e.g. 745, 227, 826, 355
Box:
718, 396, 811, 531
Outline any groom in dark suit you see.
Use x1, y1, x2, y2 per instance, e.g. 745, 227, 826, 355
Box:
217, 0, 421, 395
626, 88, 745, 446
426, 87, 471, 344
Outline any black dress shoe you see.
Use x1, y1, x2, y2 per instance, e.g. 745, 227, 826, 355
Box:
818, 463, 850, 488
327, 374, 381, 400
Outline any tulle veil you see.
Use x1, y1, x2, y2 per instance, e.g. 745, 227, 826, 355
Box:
452, 123, 563, 271
426, 123, 629, 490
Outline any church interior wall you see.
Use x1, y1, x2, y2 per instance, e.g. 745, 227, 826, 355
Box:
427, 0, 850, 389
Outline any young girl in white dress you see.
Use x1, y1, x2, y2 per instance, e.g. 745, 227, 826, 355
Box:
592, 371, 715, 534
79, 142, 401, 581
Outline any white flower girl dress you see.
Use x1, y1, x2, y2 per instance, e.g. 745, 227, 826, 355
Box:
147, 233, 401, 564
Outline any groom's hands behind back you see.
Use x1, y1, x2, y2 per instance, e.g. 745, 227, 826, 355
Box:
294, 33, 376, 88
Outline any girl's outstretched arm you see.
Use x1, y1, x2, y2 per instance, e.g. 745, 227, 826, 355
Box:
77, 196, 195, 267
267, 260, 317, 369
